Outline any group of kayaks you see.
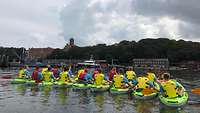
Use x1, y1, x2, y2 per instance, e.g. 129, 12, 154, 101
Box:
11, 78, 188, 107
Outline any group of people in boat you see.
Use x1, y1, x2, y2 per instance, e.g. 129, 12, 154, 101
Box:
17, 65, 184, 98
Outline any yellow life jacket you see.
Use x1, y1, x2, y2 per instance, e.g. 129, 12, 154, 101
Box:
136, 77, 149, 89
126, 71, 136, 80
78, 69, 84, 77
113, 75, 124, 88
43, 71, 53, 82
162, 80, 177, 98
42, 68, 48, 75
95, 73, 104, 85
60, 71, 68, 82
18, 69, 25, 78
147, 72, 156, 82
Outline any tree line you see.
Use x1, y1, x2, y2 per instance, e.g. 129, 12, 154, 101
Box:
47, 38, 200, 65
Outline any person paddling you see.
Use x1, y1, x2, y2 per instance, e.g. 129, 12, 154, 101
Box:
58, 67, 70, 82
160, 73, 184, 98
130, 73, 157, 92
108, 67, 117, 82
125, 67, 136, 83
112, 68, 129, 89
31, 66, 43, 83
42, 67, 55, 82
94, 69, 109, 85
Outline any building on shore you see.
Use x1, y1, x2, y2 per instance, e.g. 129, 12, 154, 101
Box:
27, 38, 76, 61
27, 47, 55, 60
133, 58, 169, 69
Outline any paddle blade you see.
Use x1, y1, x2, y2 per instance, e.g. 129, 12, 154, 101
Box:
191, 88, 200, 94
142, 88, 157, 95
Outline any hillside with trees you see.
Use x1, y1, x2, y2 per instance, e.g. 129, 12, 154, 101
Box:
47, 38, 200, 64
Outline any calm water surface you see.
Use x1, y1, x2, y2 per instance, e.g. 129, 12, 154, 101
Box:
0, 68, 200, 113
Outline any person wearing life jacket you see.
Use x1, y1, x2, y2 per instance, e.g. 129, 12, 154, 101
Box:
132, 73, 156, 92
31, 66, 43, 83
78, 68, 93, 84
42, 67, 55, 82
160, 73, 184, 98
113, 69, 129, 88
52, 65, 62, 78
59, 67, 69, 82
146, 69, 157, 83
125, 67, 136, 82
109, 67, 117, 81
77, 67, 85, 78
18, 66, 31, 79
18, 67, 25, 78
42, 65, 51, 75
94, 69, 109, 85
93, 68, 99, 78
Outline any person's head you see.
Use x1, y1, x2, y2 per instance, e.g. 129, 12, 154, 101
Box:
148, 68, 154, 73
19, 66, 24, 70
24, 65, 29, 69
98, 68, 102, 73
48, 67, 51, 71
64, 67, 69, 71
127, 66, 133, 71
162, 73, 170, 80
84, 68, 88, 73
54, 64, 58, 69
47, 65, 51, 68
118, 68, 124, 75
35, 66, 39, 71
112, 67, 116, 71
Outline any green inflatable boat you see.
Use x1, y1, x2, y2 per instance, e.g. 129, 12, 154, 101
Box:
133, 82, 160, 100
159, 82, 188, 107
90, 84, 110, 92
11, 78, 26, 84
72, 83, 93, 90
110, 86, 129, 94
54, 81, 74, 87
38, 81, 54, 86
25, 80, 36, 85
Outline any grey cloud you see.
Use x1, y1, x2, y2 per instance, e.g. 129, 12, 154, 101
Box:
133, 0, 200, 24
133, 0, 200, 40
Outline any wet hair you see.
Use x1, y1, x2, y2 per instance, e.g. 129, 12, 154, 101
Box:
48, 67, 51, 71
84, 68, 88, 72
118, 68, 124, 74
64, 67, 69, 71
35, 66, 39, 70
163, 73, 170, 80
98, 68, 102, 73
127, 66, 133, 71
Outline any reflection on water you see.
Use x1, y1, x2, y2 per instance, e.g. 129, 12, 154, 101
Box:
135, 100, 157, 113
55, 88, 69, 105
0, 69, 200, 113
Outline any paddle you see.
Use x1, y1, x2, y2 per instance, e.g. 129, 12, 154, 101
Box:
141, 88, 158, 95
191, 88, 200, 94
141, 88, 200, 95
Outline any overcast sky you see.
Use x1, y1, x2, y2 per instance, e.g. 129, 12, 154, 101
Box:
0, 0, 199, 48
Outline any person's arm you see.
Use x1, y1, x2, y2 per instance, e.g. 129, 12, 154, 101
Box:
104, 75, 109, 81
38, 72, 43, 80
68, 69, 73, 77
51, 73, 56, 80
123, 77, 129, 83
25, 70, 31, 78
